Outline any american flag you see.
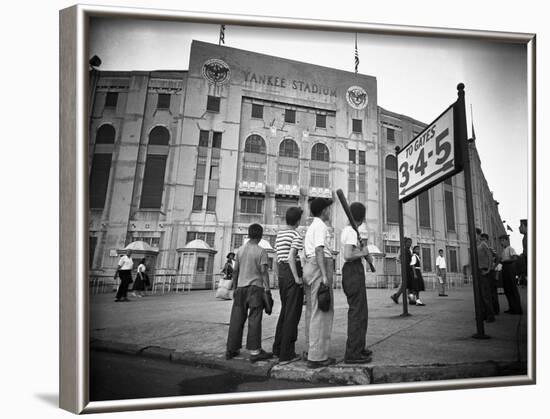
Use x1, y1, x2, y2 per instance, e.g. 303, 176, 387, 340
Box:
219, 25, 226, 45
470, 104, 476, 141
354, 33, 359, 74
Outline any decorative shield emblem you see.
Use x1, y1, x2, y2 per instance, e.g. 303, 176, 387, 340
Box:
346, 85, 368, 110
202, 59, 231, 85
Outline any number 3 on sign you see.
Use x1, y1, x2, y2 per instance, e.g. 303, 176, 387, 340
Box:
399, 161, 409, 187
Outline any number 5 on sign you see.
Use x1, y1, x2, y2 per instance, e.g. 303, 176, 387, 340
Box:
396, 104, 462, 202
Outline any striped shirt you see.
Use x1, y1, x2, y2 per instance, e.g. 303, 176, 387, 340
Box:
275, 228, 303, 263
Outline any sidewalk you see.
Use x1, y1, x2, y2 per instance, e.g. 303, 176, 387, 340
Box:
90, 285, 527, 385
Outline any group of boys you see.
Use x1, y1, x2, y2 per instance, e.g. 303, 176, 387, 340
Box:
225, 197, 373, 368
476, 227, 524, 323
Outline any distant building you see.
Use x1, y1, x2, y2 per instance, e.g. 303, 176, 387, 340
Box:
88, 40, 505, 288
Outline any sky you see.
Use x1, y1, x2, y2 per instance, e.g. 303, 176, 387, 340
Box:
89, 17, 529, 250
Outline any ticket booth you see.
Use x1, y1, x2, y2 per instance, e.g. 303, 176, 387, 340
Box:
177, 239, 217, 289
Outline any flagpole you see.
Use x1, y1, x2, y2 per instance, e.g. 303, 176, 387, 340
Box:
219, 25, 226, 45
354, 33, 359, 74
470, 104, 476, 141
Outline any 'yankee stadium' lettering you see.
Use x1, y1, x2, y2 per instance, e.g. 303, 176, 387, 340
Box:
244, 71, 336, 97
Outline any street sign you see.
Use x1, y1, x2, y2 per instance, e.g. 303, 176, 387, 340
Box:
396, 104, 463, 202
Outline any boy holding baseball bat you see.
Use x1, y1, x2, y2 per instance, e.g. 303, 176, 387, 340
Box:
341, 202, 373, 363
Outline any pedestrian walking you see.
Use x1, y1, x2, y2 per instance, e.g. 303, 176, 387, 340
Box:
222, 252, 236, 280
114, 249, 133, 302
435, 249, 448, 297
410, 245, 426, 306
499, 234, 523, 315
131, 258, 147, 298
216, 252, 235, 300
272, 207, 304, 362
303, 197, 335, 369
225, 223, 273, 363
477, 233, 496, 323
488, 245, 501, 315
390, 237, 413, 304
518, 219, 528, 287
341, 202, 372, 364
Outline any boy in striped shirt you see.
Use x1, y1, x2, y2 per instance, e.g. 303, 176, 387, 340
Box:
272, 207, 304, 362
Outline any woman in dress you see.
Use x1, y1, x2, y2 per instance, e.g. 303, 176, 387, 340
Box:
132, 258, 147, 298
410, 246, 426, 306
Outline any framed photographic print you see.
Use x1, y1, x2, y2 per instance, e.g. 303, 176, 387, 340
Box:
59, 3, 536, 414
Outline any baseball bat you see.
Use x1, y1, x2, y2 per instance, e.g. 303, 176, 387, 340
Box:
336, 189, 376, 272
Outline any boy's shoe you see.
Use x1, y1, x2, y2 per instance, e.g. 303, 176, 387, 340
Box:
307, 357, 336, 369
344, 355, 372, 364
225, 350, 240, 360
361, 348, 373, 358
250, 349, 273, 363
390, 294, 399, 304
415, 299, 426, 306
279, 353, 301, 363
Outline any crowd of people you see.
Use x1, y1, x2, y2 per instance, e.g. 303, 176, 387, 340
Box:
113, 199, 528, 367
475, 220, 527, 322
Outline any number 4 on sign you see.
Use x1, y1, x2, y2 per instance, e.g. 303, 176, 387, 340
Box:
415, 149, 428, 175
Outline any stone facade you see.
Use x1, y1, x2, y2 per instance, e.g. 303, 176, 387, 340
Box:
88, 40, 505, 287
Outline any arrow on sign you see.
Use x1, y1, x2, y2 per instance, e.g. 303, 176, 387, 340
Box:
400, 159, 455, 196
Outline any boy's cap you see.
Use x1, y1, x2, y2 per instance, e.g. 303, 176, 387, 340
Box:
310, 197, 333, 215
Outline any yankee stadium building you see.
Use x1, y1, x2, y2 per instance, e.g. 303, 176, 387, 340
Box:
88, 40, 506, 289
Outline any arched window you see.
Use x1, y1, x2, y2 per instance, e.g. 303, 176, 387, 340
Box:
96, 124, 116, 144
242, 135, 266, 184
309, 143, 330, 189
141, 126, 170, 209
90, 124, 115, 209
279, 139, 299, 158
385, 155, 398, 223
277, 139, 299, 185
385, 155, 397, 172
245, 135, 266, 154
311, 143, 329, 162
148, 126, 170, 146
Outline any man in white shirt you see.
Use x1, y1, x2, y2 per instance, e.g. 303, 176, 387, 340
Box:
303, 197, 335, 369
435, 249, 448, 297
114, 249, 133, 302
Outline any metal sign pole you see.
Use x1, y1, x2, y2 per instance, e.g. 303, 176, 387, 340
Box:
455, 83, 489, 339
395, 146, 409, 317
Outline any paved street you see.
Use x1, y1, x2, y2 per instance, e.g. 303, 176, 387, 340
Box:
91, 351, 330, 401
90, 284, 527, 389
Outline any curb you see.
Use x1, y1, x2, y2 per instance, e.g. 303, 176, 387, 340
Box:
91, 339, 527, 385
91, 339, 278, 378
